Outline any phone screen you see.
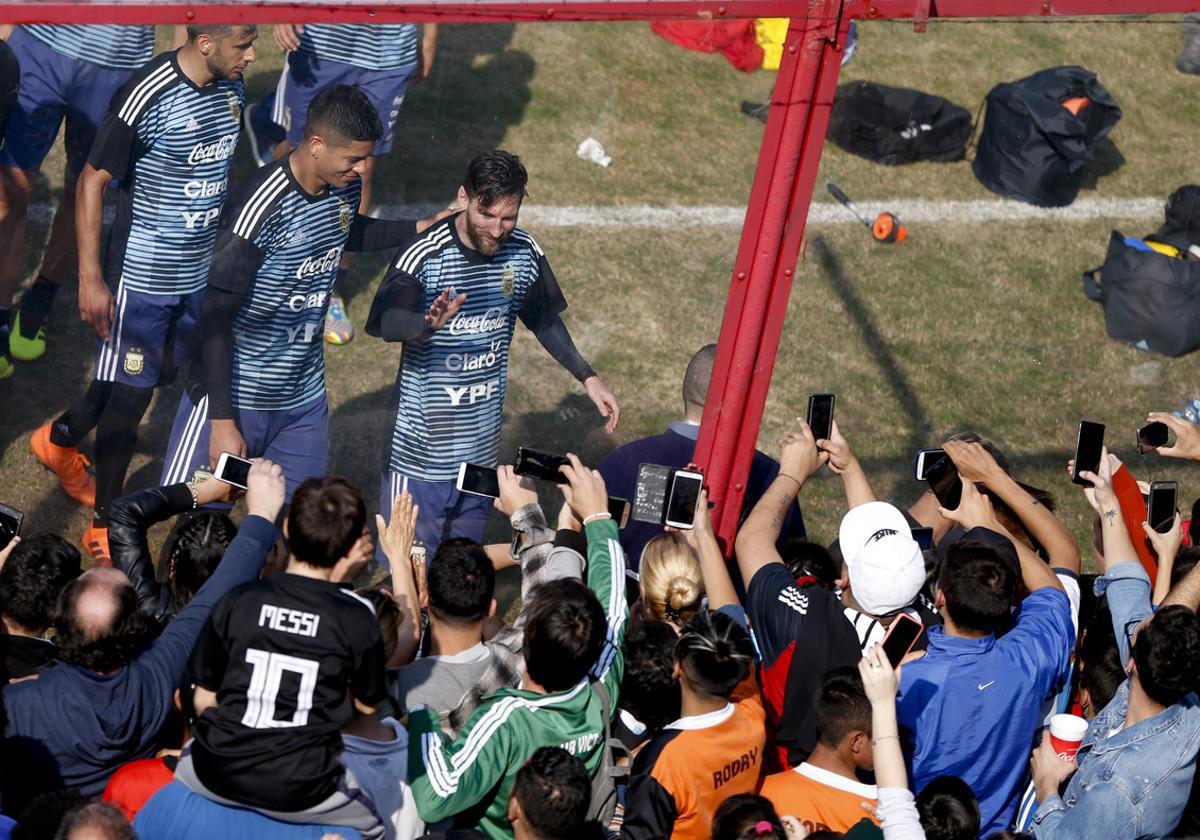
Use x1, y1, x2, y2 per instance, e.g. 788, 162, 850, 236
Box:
1138, 422, 1169, 454
665, 472, 703, 528
915, 448, 946, 481
924, 455, 962, 511
0, 503, 22, 551
215, 454, 252, 490
607, 496, 631, 529
1073, 421, 1106, 486
515, 448, 570, 484
1149, 481, 1178, 533
882, 616, 924, 668
808, 393, 835, 442
458, 463, 500, 498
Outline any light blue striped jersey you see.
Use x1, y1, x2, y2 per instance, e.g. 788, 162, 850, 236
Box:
296, 24, 421, 70
219, 158, 361, 412
385, 217, 559, 481
89, 52, 243, 296
22, 25, 155, 70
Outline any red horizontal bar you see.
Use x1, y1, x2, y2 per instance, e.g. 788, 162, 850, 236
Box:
0, 0, 1196, 24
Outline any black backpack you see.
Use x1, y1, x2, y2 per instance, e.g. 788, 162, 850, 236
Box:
1084, 230, 1200, 357
827, 80, 972, 165
973, 66, 1121, 207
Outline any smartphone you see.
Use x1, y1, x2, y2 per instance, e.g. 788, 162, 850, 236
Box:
914, 448, 946, 482
881, 613, 925, 668
807, 393, 835, 442
664, 470, 704, 529
456, 462, 500, 498
1137, 421, 1169, 455
911, 526, 934, 551
514, 447, 571, 484
213, 452, 252, 490
924, 455, 962, 511
1148, 480, 1178, 534
1072, 421, 1106, 486
633, 464, 673, 524
608, 496, 631, 529
0, 502, 22, 551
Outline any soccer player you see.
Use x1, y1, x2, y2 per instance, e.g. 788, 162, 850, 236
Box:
175, 476, 387, 836
366, 150, 620, 557
160, 84, 444, 502
29, 25, 257, 566
244, 22, 438, 345
0, 24, 159, 376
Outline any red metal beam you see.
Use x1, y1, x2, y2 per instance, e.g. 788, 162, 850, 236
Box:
692, 3, 848, 551
0, 0, 1196, 24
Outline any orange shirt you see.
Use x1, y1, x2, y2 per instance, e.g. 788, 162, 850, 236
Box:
759, 762, 879, 834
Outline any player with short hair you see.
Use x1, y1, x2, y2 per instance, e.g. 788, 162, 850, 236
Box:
366, 149, 620, 557
243, 22, 438, 345
160, 84, 444, 502
29, 24, 258, 566
0, 24, 159, 376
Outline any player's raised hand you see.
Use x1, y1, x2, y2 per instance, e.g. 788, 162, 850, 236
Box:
584, 375, 620, 434
245, 458, 285, 522
272, 23, 304, 52
424, 288, 466, 333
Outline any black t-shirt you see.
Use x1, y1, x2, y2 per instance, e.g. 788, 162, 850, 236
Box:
188, 573, 387, 811
746, 563, 861, 769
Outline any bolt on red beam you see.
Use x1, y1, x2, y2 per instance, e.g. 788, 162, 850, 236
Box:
693, 2, 848, 554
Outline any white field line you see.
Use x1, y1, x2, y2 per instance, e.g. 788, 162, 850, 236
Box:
26, 196, 1164, 228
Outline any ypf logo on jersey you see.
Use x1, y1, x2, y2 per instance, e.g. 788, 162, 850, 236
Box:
338, 202, 352, 232
500, 262, 516, 297
226, 91, 241, 124
123, 348, 145, 376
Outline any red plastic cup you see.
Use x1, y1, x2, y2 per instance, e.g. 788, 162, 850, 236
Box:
1049, 713, 1089, 761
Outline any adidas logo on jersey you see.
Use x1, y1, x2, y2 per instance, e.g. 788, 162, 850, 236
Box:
288, 230, 307, 246
186, 116, 201, 133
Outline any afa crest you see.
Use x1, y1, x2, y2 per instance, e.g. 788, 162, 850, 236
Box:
226, 92, 241, 124
501, 262, 516, 297
123, 348, 145, 376
338, 202, 353, 232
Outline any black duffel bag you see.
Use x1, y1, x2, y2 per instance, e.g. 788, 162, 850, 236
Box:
1084, 230, 1200, 357
973, 66, 1121, 207
827, 80, 972, 165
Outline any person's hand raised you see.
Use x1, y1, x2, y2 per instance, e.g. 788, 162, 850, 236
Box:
1070, 447, 1118, 510
858, 643, 901, 707
943, 439, 1003, 485
1147, 412, 1200, 461
937, 478, 999, 531
779, 418, 827, 481
495, 465, 538, 518
817, 420, 857, 476
245, 459, 285, 522
424, 288, 466, 332
377, 491, 419, 569
558, 453, 609, 521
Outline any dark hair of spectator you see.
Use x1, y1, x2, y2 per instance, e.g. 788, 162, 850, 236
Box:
358, 587, 401, 664
524, 579, 607, 691
813, 666, 872, 747
710, 794, 787, 840
510, 747, 591, 839
1171, 547, 1200, 591
53, 801, 135, 840
163, 512, 235, 608
463, 150, 528, 208
12, 790, 88, 840
937, 541, 1017, 635
287, 476, 366, 569
916, 776, 981, 840
1134, 605, 1200, 707
779, 538, 838, 591
675, 610, 753, 700
1076, 600, 1125, 716
620, 619, 681, 733
0, 534, 82, 633
305, 84, 382, 145
427, 538, 495, 626
53, 576, 147, 673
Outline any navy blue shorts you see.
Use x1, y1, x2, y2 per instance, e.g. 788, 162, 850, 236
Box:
376, 470, 492, 568
93, 281, 204, 388
161, 390, 330, 502
0, 27, 134, 173
271, 51, 416, 155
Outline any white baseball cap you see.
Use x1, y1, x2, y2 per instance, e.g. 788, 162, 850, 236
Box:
838, 501, 926, 616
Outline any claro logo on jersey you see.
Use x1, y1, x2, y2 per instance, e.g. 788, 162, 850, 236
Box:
183, 177, 228, 199
186, 133, 237, 166
445, 339, 504, 372
447, 307, 507, 336
296, 246, 344, 280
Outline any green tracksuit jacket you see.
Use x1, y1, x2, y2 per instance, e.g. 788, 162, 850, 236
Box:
408, 518, 628, 839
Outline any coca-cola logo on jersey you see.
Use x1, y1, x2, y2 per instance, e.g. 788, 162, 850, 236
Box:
448, 307, 508, 336
295, 246, 345, 279
187, 134, 237, 166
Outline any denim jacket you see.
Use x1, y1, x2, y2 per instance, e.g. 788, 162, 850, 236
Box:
1032, 562, 1200, 839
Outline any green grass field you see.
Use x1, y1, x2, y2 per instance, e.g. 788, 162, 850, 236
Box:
3, 17, 1200, 561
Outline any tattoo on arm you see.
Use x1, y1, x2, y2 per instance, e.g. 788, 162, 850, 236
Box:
1104, 509, 1118, 526
768, 493, 792, 532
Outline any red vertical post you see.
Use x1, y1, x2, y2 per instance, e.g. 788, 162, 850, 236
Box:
693, 2, 849, 552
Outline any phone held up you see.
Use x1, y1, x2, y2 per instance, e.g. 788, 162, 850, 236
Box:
1137, 421, 1169, 455
0, 502, 22, 551
214, 452, 252, 491
1148, 480, 1178, 534
807, 393, 835, 443
1072, 421, 1105, 486
881, 613, 924, 668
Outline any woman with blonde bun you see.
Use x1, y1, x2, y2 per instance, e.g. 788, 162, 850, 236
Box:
639, 532, 705, 630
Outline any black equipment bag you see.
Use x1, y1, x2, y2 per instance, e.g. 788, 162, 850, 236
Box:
973, 66, 1121, 207
827, 80, 972, 165
1083, 230, 1200, 357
